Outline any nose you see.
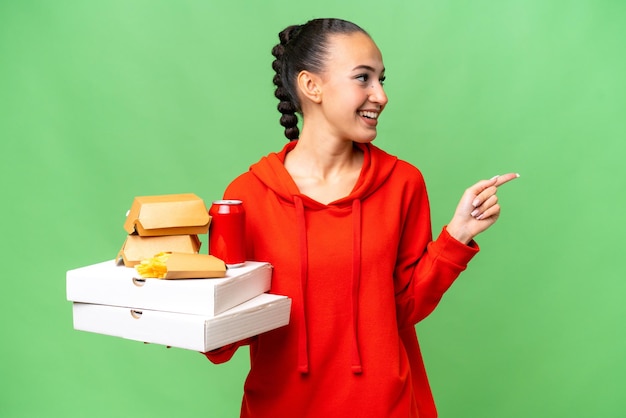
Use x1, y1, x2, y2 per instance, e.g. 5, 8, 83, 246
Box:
370, 82, 388, 107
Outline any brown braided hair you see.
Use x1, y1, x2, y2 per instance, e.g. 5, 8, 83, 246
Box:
271, 19, 368, 141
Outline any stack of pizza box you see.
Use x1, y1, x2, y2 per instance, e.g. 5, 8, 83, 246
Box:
66, 193, 291, 352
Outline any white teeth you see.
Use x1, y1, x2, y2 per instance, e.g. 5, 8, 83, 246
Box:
359, 111, 379, 119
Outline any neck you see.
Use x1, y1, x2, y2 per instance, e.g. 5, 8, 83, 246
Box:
288, 134, 360, 179
283, 134, 364, 204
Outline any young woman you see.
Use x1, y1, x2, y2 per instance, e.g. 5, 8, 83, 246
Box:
204, 18, 518, 418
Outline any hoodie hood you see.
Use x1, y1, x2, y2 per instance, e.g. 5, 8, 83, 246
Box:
250, 141, 398, 208
249, 140, 398, 374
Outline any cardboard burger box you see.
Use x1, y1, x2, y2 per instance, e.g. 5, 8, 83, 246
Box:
66, 259, 272, 317
71, 293, 292, 352
117, 235, 202, 267
135, 253, 227, 279
123, 193, 211, 237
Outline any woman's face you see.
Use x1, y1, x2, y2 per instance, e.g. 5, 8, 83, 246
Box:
313, 32, 388, 144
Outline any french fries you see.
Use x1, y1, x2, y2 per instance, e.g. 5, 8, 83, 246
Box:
135, 252, 171, 278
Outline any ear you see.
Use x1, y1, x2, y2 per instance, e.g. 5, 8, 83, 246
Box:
296, 70, 323, 104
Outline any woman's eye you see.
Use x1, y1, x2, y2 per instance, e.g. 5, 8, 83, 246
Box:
356, 73, 385, 86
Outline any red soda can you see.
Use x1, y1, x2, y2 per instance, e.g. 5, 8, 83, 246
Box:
209, 200, 246, 268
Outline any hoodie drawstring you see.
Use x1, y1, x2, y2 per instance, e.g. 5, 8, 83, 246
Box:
351, 199, 363, 374
294, 196, 310, 374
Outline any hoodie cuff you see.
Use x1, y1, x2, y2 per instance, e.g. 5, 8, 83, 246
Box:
431, 226, 480, 268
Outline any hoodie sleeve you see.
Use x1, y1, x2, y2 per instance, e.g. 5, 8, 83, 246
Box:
394, 168, 479, 328
201, 337, 255, 364
200, 172, 261, 364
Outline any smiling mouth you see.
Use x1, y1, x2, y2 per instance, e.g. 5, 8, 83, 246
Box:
358, 110, 379, 119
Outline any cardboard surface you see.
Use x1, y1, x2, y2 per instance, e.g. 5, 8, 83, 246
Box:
72, 293, 292, 352
161, 253, 226, 279
124, 193, 211, 236
66, 260, 272, 316
116, 234, 201, 267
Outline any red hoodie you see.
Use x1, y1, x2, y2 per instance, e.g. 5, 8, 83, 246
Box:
204, 141, 479, 418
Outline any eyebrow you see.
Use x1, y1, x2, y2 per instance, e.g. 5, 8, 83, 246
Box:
352, 65, 385, 73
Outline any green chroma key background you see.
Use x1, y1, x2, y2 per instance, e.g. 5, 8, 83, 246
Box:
1, 1, 624, 417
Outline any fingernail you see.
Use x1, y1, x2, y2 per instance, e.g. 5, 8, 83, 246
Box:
516, 173, 521, 178
490, 175, 500, 180
472, 198, 480, 207
471, 209, 479, 217
476, 213, 485, 220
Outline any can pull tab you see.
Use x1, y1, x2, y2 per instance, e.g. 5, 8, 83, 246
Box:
130, 309, 143, 319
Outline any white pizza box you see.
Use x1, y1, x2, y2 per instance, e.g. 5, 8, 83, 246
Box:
66, 260, 272, 316
72, 293, 291, 352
